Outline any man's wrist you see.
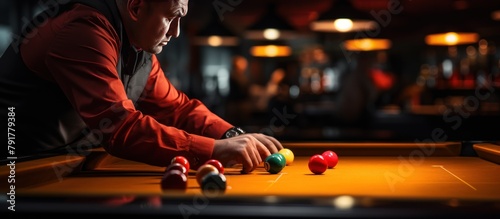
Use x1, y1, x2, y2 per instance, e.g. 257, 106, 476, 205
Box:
222, 127, 246, 139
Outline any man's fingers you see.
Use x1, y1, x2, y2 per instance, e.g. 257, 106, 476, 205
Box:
267, 136, 284, 151
255, 139, 271, 160
246, 142, 260, 172
240, 148, 254, 174
254, 134, 282, 154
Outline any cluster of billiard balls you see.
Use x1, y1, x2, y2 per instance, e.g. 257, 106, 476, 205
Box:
161, 149, 339, 191
161, 156, 226, 194
263, 148, 295, 174
263, 149, 338, 175
308, 150, 339, 174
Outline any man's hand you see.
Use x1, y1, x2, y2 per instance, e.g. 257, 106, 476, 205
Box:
212, 134, 283, 174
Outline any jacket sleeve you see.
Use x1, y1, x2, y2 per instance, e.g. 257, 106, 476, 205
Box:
43, 12, 228, 169
136, 55, 233, 140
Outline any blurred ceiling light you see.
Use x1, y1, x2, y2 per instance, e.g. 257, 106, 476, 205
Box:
245, 3, 297, 40
193, 35, 239, 47
193, 11, 239, 47
263, 28, 281, 40
452, 0, 469, 10
333, 19, 354, 32
491, 10, 500, 21
343, 38, 392, 51
332, 195, 355, 209
310, 0, 377, 33
425, 32, 479, 46
250, 44, 292, 57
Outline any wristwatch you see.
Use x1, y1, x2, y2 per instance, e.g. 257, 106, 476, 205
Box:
223, 127, 246, 139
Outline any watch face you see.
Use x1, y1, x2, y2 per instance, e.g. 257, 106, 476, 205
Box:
235, 127, 245, 134
225, 127, 245, 139
226, 130, 239, 138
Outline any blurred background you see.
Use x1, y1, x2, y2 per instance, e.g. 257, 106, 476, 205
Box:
1, 0, 500, 142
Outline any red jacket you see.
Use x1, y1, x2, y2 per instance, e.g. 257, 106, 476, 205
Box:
15, 3, 232, 168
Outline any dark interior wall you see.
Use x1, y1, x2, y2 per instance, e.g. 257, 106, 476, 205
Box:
2, 0, 500, 142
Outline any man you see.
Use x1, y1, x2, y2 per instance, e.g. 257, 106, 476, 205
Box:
0, 0, 282, 173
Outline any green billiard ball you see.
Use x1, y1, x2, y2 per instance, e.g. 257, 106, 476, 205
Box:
273, 153, 287, 167
264, 153, 285, 174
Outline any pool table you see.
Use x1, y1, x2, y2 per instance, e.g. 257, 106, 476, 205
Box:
2, 141, 500, 218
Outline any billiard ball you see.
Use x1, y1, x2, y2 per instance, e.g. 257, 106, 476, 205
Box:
161, 169, 187, 191
264, 153, 285, 174
166, 162, 187, 174
279, 148, 294, 165
171, 156, 190, 171
196, 164, 219, 185
322, 150, 338, 169
201, 172, 227, 195
273, 152, 287, 167
308, 154, 328, 174
205, 159, 224, 174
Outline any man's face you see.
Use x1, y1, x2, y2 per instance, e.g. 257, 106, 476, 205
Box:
132, 0, 188, 54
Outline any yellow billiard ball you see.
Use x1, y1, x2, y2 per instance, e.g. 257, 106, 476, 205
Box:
278, 148, 294, 166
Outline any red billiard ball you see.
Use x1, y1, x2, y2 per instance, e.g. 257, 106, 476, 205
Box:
205, 159, 224, 174
166, 162, 187, 174
322, 150, 338, 169
308, 154, 328, 174
161, 169, 187, 191
171, 156, 190, 171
